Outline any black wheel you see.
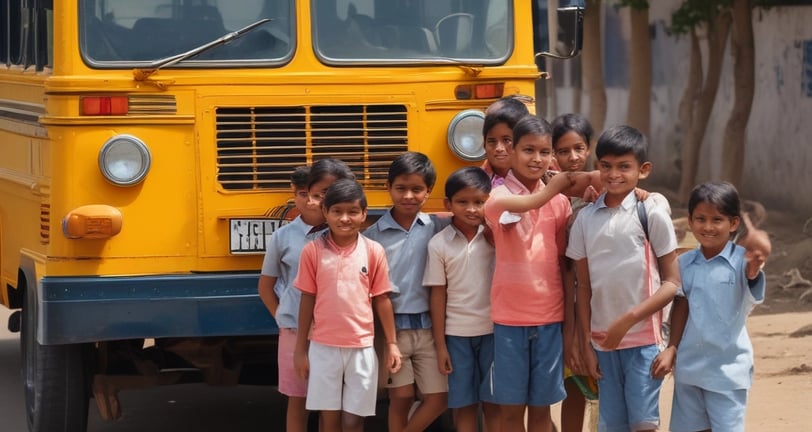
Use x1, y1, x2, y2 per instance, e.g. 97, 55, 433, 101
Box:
21, 282, 89, 432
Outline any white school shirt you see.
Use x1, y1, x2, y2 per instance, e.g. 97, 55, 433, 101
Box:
675, 242, 765, 391
423, 223, 495, 337
566, 191, 677, 350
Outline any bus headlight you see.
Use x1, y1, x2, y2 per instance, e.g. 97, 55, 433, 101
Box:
447, 110, 486, 161
98, 135, 151, 186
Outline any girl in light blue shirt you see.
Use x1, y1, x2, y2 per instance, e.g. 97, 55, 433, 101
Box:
652, 181, 771, 432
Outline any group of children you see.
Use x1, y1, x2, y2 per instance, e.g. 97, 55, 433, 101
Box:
258, 95, 772, 432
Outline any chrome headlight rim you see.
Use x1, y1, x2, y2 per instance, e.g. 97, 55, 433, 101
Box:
98, 134, 152, 186
447, 109, 486, 162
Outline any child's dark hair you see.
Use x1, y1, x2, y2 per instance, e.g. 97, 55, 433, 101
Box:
307, 158, 356, 189
387, 152, 437, 189
512, 115, 552, 146
290, 166, 311, 189
483, 97, 530, 138
323, 178, 367, 210
552, 113, 594, 149
444, 167, 491, 199
595, 125, 648, 164
688, 181, 741, 219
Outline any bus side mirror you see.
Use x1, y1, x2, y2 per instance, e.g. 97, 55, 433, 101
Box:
536, 0, 585, 60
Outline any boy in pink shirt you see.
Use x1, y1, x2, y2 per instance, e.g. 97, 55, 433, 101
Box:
483, 115, 572, 431
293, 179, 401, 432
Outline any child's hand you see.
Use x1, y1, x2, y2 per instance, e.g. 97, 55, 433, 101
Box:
599, 314, 635, 350
294, 349, 309, 380
436, 347, 453, 375
633, 187, 649, 201
385, 342, 403, 374
582, 344, 602, 380
740, 213, 771, 279
582, 185, 599, 203
650, 346, 676, 378
564, 328, 586, 375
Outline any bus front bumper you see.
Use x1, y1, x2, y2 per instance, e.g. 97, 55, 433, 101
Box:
38, 274, 277, 345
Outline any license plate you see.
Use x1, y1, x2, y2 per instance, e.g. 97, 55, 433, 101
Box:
229, 218, 289, 254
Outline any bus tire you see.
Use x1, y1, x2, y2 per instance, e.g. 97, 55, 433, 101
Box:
21, 283, 89, 432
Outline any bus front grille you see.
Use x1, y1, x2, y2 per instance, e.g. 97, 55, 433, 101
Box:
215, 105, 408, 191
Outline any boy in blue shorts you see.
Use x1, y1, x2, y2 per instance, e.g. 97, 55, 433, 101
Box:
424, 166, 498, 432
293, 179, 401, 432
364, 152, 450, 432
566, 125, 681, 432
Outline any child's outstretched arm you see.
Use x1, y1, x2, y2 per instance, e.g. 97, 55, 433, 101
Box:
575, 258, 601, 380
373, 294, 403, 374
601, 250, 681, 350
294, 293, 315, 380
651, 295, 688, 378
491, 171, 579, 213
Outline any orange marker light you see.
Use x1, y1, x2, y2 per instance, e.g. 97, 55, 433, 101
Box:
474, 83, 504, 99
63, 205, 123, 239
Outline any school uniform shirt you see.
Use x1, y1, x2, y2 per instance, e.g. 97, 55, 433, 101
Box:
422, 223, 495, 337
364, 210, 450, 319
294, 233, 391, 348
260, 216, 326, 329
483, 171, 571, 326
675, 242, 765, 391
566, 191, 677, 350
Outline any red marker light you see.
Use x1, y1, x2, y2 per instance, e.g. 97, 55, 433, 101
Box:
81, 96, 129, 116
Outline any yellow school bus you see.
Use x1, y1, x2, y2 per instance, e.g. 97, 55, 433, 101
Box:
0, 0, 582, 430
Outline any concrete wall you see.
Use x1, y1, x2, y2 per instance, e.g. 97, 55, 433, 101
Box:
548, 2, 812, 213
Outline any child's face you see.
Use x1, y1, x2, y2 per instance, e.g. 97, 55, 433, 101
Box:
307, 175, 337, 208
510, 133, 554, 189
293, 185, 323, 224
596, 154, 650, 198
689, 201, 740, 258
387, 173, 431, 220
444, 187, 489, 230
323, 200, 367, 243
484, 122, 513, 175
554, 131, 590, 172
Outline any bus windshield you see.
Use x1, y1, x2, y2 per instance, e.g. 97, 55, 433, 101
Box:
79, 0, 295, 65
313, 0, 512, 64
78, 0, 512, 67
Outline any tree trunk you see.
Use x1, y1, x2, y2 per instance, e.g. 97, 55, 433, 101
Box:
581, 0, 606, 145
677, 11, 732, 202
675, 29, 702, 201
721, 0, 755, 187
626, 6, 652, 137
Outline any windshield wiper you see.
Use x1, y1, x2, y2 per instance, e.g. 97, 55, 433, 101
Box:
133, 18, 270, 82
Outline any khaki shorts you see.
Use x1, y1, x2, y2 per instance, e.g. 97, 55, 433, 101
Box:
385, 329, 448, 394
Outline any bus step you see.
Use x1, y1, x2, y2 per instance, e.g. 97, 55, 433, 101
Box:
7, 310, 21, 333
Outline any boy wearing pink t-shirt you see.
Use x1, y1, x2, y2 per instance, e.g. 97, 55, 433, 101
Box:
483, 115, 572, 432
293, 179, 402, 432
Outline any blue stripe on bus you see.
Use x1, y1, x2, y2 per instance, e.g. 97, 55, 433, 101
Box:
38, 273, 278, 345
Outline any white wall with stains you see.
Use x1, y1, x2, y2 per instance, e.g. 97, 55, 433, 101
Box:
550, 2, 812, 213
